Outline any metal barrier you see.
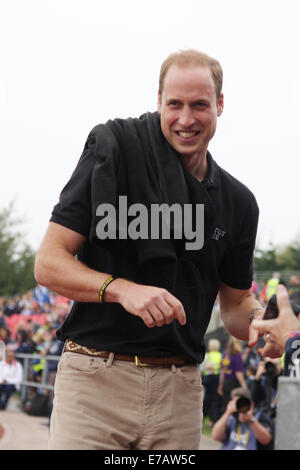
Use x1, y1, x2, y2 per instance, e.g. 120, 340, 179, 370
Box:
0, 340, 5, 361
275, 377, 300, 450
15, 353, 61, 402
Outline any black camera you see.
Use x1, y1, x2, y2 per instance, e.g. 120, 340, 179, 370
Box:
236, 396, 251, 414
263, 294, 300, 320
263, 295, 279, 320
265, 361, 276, 378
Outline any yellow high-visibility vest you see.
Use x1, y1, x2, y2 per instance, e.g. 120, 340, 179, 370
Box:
266, 278, 279, 300
203, 350, 222, 375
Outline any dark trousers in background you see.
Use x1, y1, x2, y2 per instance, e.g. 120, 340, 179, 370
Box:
203, 375, 221, 423
0, 383, 16, 409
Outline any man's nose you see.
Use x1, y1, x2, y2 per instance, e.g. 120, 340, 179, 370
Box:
178, 106, 195, 128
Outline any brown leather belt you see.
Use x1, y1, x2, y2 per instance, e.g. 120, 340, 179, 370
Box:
64, 339, 195, 367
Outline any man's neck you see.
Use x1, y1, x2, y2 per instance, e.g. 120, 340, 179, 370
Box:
182, 151, 208, 182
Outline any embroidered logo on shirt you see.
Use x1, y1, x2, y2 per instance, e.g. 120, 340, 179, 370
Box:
212, 227, 226, 240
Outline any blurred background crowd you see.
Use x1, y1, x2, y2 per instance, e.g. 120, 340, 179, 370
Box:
201, 272, 300, 449
0, 283, 70, 416
0, 272, 299, 449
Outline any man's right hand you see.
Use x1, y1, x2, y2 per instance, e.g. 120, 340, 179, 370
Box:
106, 278, 186, 328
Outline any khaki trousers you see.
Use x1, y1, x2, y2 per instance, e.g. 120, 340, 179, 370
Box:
49, 351, 203, 450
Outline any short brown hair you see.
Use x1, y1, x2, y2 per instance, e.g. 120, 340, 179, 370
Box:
159, 49, 223, 101
231, 387, 252, 401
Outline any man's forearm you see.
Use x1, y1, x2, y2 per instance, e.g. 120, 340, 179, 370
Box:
249, 419, 272, 445
35, 244, 187, 329
235, 371, 247, 389
211, 410, 231, 442
34, 247, 115, 303
220, 286, 264, 340
35, 222, 186, 328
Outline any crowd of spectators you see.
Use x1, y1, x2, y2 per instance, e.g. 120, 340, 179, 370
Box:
203, 333, 282, 449
202, 273, 300, 450
0, 273, 299, 446
0, 284, 71, 414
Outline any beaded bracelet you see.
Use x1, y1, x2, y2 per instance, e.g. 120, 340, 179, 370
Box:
99, 276, 115, 304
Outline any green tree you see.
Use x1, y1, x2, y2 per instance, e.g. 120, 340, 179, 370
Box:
0, 203, 36, 296
254, 244, 279, 272
276, 242, 300, 271
254, 242, 300, 273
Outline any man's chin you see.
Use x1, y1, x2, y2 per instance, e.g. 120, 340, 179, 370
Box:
172, 138, 205, 158
173, 144, 199, 157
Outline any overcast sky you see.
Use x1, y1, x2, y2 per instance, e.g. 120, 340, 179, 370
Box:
1, 0, 300, 251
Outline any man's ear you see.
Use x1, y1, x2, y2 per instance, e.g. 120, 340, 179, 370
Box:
217, 93, 224, 117
157, 91, 162, 114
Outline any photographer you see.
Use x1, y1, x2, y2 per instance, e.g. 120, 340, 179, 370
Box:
211, 387, 274, 450
251, 357, 282, 418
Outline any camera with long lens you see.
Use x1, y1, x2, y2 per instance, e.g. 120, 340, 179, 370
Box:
236, 396, 251, 414
265, 361, 276, 378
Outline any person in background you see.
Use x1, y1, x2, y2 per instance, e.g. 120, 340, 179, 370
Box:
202, 338, 222, 425
30, 328, 48, 383
266, 272, 280, 301
245, 364, 257, 395
289, 275, 300, 295
44, 327, 64, 399
252, 280, 259, 300
251, 356, 281, 419
0, 349, 23, 410
34, 284, 51, 310
15, 329, 33, 353
242, 343, 261, 370
0, 326, 14, 347
211, 387, 274, 450
19, 291, 35, 316
3, 297, 19, 317
259, 279, 268, 305
43, 327, 64, 424
218, 337, 247, 413
289, 290, 300, 315
0, 309, 7, 328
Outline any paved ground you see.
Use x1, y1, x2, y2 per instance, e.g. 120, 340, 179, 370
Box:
0, 396, 220, 451
0, 395, 49, 450
200, 434, 221, 450
0, 410, 50, 450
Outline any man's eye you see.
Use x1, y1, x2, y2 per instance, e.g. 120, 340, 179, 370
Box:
194, 102, 207, 108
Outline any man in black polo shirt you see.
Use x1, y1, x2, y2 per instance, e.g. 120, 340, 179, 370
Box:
35, 49, 264, 450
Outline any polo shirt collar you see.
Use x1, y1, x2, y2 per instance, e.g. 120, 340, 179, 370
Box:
202, 151, 220, 189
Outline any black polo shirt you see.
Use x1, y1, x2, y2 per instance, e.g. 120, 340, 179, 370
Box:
50, 113, 259, 364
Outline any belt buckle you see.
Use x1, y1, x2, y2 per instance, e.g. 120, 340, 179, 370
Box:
135, 356, 151, 367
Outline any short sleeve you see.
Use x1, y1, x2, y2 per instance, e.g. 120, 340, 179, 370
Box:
50, 131, 97, 236
219, 194, 259, 289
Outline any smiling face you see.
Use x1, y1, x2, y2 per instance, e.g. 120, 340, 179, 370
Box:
158, 64, 224, 176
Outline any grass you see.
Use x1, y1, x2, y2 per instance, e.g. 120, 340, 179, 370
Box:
202, 416, 214, 437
